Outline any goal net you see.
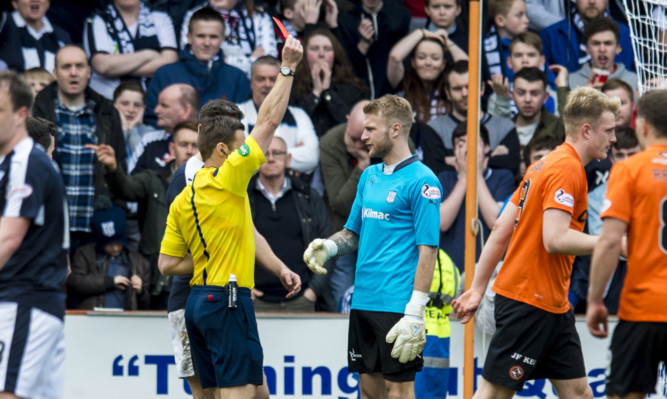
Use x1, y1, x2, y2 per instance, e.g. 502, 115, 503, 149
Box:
623, 0, 667, 95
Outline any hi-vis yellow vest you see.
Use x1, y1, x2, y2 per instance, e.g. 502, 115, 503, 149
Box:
425, 249, 460, 339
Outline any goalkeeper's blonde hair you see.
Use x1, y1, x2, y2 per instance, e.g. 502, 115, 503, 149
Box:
563, 87, 620, 137
363, 95, 414, 135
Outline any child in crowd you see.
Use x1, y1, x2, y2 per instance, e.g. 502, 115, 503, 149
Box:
487, 32, 563, 117
112, 81, 157, 169
277, 0, 338, 42
422, 0, 468, 62
67, 197, 151, 310
22, 67, 53, 98
483, 0, 529, 82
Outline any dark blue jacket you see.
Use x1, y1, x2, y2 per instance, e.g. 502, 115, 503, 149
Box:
144, 46, 250, 126
540, 17, 635, 73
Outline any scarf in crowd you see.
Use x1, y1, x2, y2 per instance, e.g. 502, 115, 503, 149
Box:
569, 4, 591, 67
102, 2, 155, 55
483, 25, 509, 78
218, 3, 256, 53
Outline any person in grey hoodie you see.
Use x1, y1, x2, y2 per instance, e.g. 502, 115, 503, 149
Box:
569, 17, 638, 94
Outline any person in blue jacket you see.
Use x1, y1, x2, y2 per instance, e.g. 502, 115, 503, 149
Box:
539, 0, 635, 73
144, 6, 250, 127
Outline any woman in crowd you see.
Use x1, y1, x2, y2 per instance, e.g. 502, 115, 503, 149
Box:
179, 0, 277, 78
387, 31, 452, 125
291, 29, 368, 137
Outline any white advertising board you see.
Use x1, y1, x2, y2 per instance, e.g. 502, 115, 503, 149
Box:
64, 313, 666, 398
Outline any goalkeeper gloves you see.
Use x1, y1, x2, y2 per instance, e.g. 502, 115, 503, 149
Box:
386, 291, 428, 364
303, 238, 337, 275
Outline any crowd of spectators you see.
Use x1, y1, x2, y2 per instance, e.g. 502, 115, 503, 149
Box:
0, 0, 651, 314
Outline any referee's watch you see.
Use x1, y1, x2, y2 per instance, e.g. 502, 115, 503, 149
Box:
280, 66, 295, 77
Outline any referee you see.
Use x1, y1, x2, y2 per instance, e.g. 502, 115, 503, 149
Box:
158, 36, 303, 398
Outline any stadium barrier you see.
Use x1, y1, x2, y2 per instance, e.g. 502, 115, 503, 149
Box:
64, 311, 666, 398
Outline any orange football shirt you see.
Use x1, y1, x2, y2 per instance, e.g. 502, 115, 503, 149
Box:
493, 143, 588, 314
601, 144, 667, 322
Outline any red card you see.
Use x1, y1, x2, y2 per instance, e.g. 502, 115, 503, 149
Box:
272, 17, 289, 41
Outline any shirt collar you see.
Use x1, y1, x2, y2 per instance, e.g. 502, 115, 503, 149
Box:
55, 96, 95, 114
256, 177, 291, 204
383, 154, 419, 174
12, 11, 53, 38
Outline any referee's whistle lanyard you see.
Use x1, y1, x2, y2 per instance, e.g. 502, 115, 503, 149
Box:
190, 174, 210, 285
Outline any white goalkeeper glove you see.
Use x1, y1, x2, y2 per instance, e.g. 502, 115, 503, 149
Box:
386, 291, 428, 364
303, 238, 337, 275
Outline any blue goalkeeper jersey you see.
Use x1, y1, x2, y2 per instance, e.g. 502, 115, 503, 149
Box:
345, 155, 442, 313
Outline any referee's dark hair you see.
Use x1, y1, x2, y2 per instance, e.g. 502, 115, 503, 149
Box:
200, 99, 243, 122
0, 70, 33, 111
26, 117, 56, 151
198, 115, 245, 161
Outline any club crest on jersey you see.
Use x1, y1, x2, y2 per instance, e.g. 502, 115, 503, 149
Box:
554, 189, 574, 207
421, 184, 441, 200
101, 221, 116, 237
386, 191, 397, 203
509, 365, 524, 381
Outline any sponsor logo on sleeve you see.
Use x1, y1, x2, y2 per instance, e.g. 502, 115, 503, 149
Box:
554, 189, 574, 207
237, 143, 250, 157
7, 184, 33, 201
421, 184, 441, 200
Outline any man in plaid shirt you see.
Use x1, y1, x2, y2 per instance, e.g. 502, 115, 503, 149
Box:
33, 45, 126, 254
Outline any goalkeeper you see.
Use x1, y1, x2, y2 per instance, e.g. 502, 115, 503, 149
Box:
303, 95, 442, 399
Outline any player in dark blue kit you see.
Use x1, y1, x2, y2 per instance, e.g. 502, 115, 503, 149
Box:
0, 71, 68, 399
304, 95, 442, 399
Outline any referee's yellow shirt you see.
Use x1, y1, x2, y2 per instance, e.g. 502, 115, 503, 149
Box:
160, 136, 265, 288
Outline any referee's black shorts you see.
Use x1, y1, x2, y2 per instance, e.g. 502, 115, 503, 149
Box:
348, 309, 423, 382
482, 295, 586, 391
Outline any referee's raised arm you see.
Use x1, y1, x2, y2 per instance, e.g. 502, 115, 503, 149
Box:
249, 35, 303, 151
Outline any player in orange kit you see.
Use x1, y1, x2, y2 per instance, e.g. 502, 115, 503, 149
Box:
587, 89, 667, 398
